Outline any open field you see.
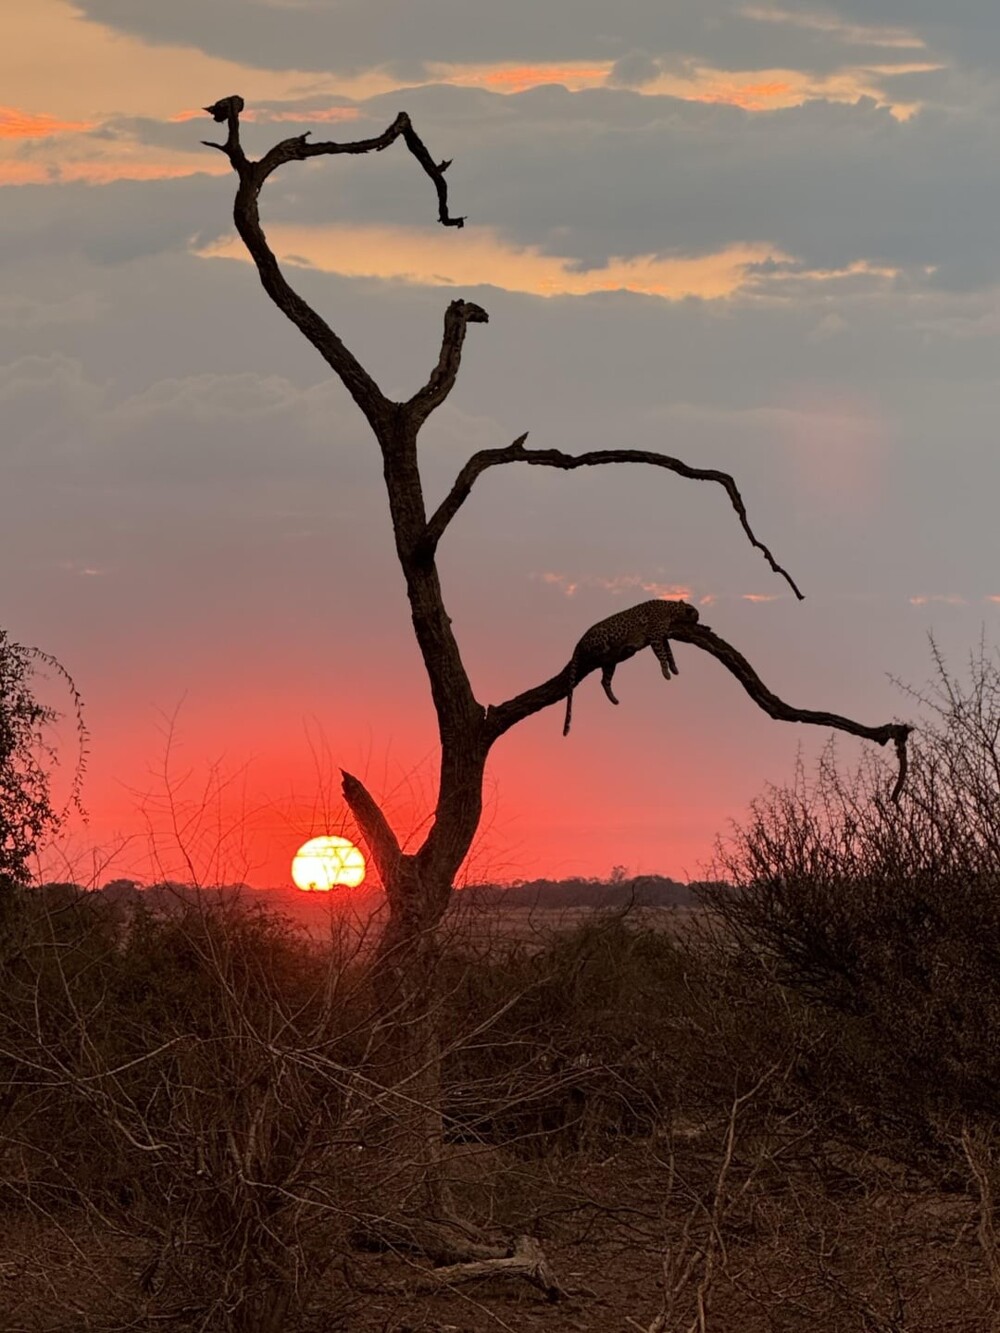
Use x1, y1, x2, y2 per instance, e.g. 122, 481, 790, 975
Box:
1, 1137, 991, 1332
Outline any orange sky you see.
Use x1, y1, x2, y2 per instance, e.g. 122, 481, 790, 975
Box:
5, 0, 996, 890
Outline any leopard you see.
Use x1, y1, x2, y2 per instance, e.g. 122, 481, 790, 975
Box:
562, 599, 702, 736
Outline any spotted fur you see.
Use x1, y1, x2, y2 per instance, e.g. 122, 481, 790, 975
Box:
562, 599, 702, 736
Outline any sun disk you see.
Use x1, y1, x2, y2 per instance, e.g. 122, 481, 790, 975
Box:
291, 835, 366, 890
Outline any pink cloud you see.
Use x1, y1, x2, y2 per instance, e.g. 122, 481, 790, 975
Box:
909, 594, 967, 606
0, 106, 93, 139
534, 571, 694, 601
482, 64, 608, 92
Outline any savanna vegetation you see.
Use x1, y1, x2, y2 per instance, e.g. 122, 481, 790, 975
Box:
2, 643, 1000, 1330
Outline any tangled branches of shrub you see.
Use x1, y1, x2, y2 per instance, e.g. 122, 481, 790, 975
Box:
705, 639, 1000, 1175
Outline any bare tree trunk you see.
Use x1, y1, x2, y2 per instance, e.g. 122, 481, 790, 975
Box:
369, 861, 453, 1216
347, 733, 489, 1225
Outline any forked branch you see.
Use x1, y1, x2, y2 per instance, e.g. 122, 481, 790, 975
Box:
423, 436, 804, 598
485, 616, 910, 801
204, 97, 468, 427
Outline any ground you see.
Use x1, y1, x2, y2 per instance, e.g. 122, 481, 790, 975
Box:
1, 1141, 992, 1331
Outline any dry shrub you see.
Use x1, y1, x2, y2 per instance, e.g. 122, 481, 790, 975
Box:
0, 887, 374, 1331
704, 640, 1000, 1185
440, 911, 694, 1155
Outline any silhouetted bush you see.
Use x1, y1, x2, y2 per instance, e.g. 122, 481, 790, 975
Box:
439, 911, 702, 1152
705, 641, 1000, 1178
0, 887, 372, 1330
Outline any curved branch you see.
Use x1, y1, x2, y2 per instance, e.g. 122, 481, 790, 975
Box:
423, 438, 803, 599
484, 619, 911, 802
672, 624, 911, 802
204, 97, 466, 428
204, 100, 465, 220
341, 769, 402, 886
408, 299, 489, 426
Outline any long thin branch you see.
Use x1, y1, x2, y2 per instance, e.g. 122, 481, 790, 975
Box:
422, 436, 804, 599
203, 97, 466, 427
484, 619, 911, 800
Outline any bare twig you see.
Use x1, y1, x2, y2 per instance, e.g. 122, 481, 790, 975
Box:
961, 1124, 1000, 1303
408, 299, 490, 428
204, 99, 464, 223
356, 1234, 564, 1301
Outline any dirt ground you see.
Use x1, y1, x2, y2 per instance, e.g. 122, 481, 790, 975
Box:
1, 1139, 993, 1332
341, 1146, 991, 1333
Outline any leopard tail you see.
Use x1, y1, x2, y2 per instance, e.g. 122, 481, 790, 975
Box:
563, 658, 578, 736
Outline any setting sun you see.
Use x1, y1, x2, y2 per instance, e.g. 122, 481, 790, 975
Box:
291, 835, 366, 890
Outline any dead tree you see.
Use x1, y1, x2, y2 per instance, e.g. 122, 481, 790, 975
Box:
203, 96, 909, 1278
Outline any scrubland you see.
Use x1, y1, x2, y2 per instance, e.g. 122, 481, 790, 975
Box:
3, 649, 1000, 1330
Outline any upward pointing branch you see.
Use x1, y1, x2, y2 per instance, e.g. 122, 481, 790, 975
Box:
341, 769, 402, 887
408, 300, 490, 427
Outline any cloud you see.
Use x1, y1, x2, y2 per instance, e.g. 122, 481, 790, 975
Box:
185, 82, 1000, 293
741, 9, 925, 51
68, 0, 947, 84
532, 572, 694, 600
909, 594, 968, 606
0, 291, 108, 328
6, 13, 1000, 290
607, 52, 662, 89
202, 222, 783, 301
0, 106, 95, 138
0, 177, 228, 262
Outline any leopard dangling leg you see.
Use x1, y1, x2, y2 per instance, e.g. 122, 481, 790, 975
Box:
601, 662, 621, 705
600, 661, 624, 703
651, 636, 680, 680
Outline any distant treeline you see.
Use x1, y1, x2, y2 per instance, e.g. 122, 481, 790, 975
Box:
460, 876, 709, 909
62, 874, 712, 914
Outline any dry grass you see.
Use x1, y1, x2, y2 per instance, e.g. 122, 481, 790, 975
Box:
1, 892, 997, 1331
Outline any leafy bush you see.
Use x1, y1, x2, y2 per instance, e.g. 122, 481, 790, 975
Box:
0, 631, 85, 893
